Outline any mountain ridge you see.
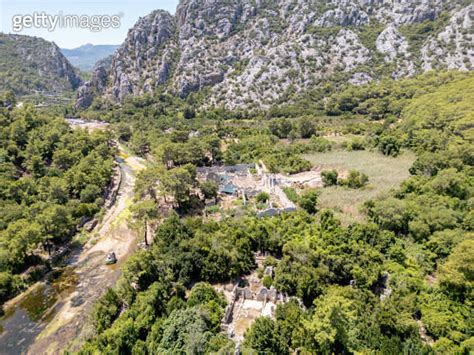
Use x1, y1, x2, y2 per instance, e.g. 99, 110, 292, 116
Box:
0, 33, 82, 96
76, 0, 473, 110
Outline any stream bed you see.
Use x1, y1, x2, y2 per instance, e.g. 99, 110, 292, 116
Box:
0, 267, 79, 354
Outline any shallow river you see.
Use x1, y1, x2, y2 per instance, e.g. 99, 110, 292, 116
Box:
0, 137, 143, 354
0, 266, 78, 354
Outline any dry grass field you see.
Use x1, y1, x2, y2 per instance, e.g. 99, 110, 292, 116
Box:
303, 149, 416, 225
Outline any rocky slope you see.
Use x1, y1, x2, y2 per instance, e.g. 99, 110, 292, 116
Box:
75, 55, 113, 109
76, 0, 473, 110
0, 34, 82, 96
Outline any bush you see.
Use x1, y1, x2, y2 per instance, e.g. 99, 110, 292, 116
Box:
243, 317, 288, 354
343, 138, 365, 151
93, 288, 122, 334
262, 275, 273, 288
298, 117, 316, 139
264, 256, 278, 268
183, 106, 196, 119
116, 123, 132, 142
378, 136, 401, 157
321, 170, 339, 187
0, 272, 16, 304
187, 282, 226, 308
341, 170, 369, 189
307, 136, 332, 152
264, 153, 312, 175
269, 118, 294, 138
205, 205, 220, 214
299, 190, 319, 214
256, 192, 270, 204
282, 187, 299, 203
201, 181, 218, 200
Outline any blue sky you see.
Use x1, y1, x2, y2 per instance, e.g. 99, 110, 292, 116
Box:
0, 0, 179, 48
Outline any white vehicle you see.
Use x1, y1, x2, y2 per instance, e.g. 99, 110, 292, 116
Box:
105, 252, 117, 265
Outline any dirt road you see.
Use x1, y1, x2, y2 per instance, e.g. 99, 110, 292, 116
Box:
24, 148, 146, 354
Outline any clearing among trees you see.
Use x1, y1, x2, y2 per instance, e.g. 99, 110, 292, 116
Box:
304, 149, 415, 224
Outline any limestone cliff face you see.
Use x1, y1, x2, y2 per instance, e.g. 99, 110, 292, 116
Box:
75, 56, 111, 109
108, 10, 177, 101
76, 0, 473, 109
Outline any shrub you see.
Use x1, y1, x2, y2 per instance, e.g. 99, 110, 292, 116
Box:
187, 282, 226, 308
116, 123, 132, 142
205, 205, 220, 214
269, 119, 294, 138
262, 275, 273, 288
308, 136, 332, 152
256, 192, 270, 204
321, 170, 339, 187
264, 256, 278, 268
201, 181, 219, 200
343, 138, 365, 151
92, 288, 122, 334
243, 317, 288, 354
0, 272, 16, 304
299, 189, 319, 214
341, 170, 369, 189
183, 106, 196, 119
298, 117, 316, 138
378, 136, 401, 157
282, 187, 299, 203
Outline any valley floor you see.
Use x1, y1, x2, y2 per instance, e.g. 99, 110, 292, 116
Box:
0, 146, 146, 354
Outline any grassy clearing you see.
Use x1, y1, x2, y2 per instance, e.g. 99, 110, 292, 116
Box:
303, 149, 416, 225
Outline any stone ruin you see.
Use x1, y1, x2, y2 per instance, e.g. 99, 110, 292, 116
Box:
222, 282, 288, 337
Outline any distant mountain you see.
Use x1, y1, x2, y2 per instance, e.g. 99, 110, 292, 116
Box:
76, 0, 473, 110
0, 33, 82, 96
61, 44, 119, 71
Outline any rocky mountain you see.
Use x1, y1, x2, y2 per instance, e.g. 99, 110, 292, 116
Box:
75, 55, 113, 109
76, 0, 473, 110
0, 33, 82, 96
61, 44, 119, 71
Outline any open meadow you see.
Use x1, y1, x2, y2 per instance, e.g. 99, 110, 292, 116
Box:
303, 149, 416, 225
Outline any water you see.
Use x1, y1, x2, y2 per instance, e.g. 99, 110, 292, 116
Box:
0, 267, 78, 355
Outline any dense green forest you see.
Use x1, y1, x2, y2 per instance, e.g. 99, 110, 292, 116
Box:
0, 71, 471, 353
0, 0, 472, 349
0, 104, 115, 303
70, 71, 473, 354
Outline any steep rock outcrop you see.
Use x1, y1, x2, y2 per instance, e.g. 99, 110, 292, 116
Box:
376, 25, 409, 62
421, 5, 474, 71
75, 56, 111, 109
76, 0, 473, 110
107, 10, 177, 101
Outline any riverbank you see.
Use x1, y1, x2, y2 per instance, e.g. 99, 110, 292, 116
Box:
0, 146, 146, 354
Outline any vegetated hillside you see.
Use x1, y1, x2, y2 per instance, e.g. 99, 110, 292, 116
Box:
76, 71, 473, 354
76, 0, 473, 109
0, 33, 82, 96
61, 44, 119, 71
